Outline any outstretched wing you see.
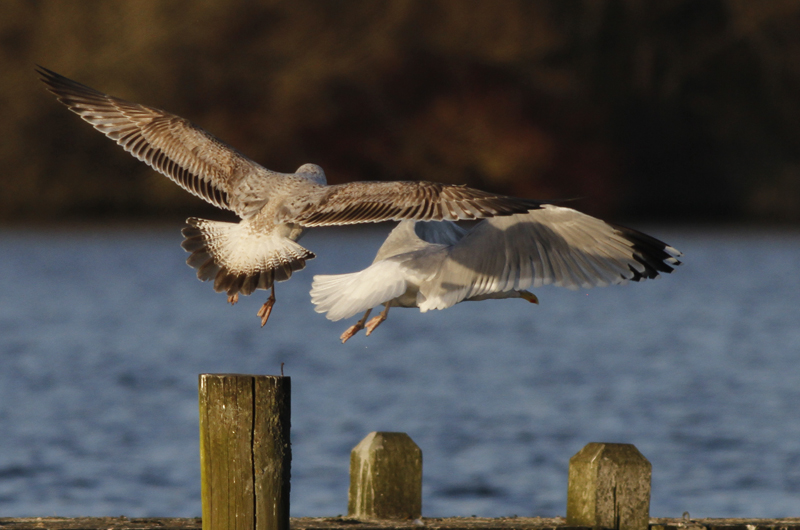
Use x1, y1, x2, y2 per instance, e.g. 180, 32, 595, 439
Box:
412, 220, 469, 246
418, 204, 682, 310
284, 181, 543, 227
38, 67, 278, 215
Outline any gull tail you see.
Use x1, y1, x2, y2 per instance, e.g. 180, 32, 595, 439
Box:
181, 217, 314, 298
311, 260, 408, 321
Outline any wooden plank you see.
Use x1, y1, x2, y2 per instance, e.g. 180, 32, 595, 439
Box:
566, 443, 651, 530
199, 374, 291, 530
348, 432, 422, 519
2, 517, 799, 530
253, 376, 292, 530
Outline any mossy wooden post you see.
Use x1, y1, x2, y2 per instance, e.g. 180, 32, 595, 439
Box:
566, 442, 651, 530
348, 432, 422, 519
199, 374, 291, 530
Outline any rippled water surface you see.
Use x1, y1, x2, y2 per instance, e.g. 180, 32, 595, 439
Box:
0, 224, 799, 518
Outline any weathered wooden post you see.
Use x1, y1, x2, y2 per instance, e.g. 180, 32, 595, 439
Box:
566, 442, 651, 530
348, 431, 422, 519
199, 374, 291, 530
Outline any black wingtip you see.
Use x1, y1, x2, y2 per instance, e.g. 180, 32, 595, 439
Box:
36, 66, 107, 101
35, 65, 63, 85
612, 224, 683, 281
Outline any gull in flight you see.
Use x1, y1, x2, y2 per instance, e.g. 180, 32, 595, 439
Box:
311, 205, 682, 342
38, 67, 542, 326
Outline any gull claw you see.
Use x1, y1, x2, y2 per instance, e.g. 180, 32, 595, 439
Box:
256, 287, 276, 327
365, 304, 391, 336
365, 315, 386, 336
340, 309, 372, 344
340, 324, 363, 344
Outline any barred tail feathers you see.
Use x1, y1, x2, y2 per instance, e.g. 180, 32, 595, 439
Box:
181, 217, 314, 297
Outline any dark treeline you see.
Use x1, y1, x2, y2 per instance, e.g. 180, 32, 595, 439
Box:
4, 0, 800, 224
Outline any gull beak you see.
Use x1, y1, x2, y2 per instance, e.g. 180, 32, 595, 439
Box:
520, 291, 539, 304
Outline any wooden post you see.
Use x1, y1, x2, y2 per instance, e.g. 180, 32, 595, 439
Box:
199, 374, 291, 530
566, 442, 651, 530
348, 432, 422, 519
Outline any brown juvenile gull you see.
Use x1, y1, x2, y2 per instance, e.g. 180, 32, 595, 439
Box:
310, 205, 682, 342
38, 67, 543, 326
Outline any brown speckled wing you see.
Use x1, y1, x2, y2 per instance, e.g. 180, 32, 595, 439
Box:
286, 181, 543, 227
37, 67, 264, 212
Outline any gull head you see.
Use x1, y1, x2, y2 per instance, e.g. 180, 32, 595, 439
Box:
295, 163, 327, 185
520, 291, 539, 304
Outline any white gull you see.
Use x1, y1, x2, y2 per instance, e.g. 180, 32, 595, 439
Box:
38, 67, 543, 326
310, 205, 682, 342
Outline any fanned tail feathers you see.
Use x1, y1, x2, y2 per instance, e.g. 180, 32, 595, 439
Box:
181, 217, 314, 297
311, 260, 408, 321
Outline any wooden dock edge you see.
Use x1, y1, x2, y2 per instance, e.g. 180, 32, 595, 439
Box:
1, 517, 799, 530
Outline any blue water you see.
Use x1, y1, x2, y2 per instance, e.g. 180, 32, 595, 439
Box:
0, 224, 799, 518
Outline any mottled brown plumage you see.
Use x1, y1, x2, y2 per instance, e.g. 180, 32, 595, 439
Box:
38, 67, 541, 325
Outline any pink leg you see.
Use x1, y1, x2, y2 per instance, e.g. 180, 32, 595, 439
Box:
256, 285, 276, 327
340, 309, 372, 344
365, 303, 391, 336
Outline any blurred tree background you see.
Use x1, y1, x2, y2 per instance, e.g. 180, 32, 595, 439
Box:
3, 0, 800, 224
